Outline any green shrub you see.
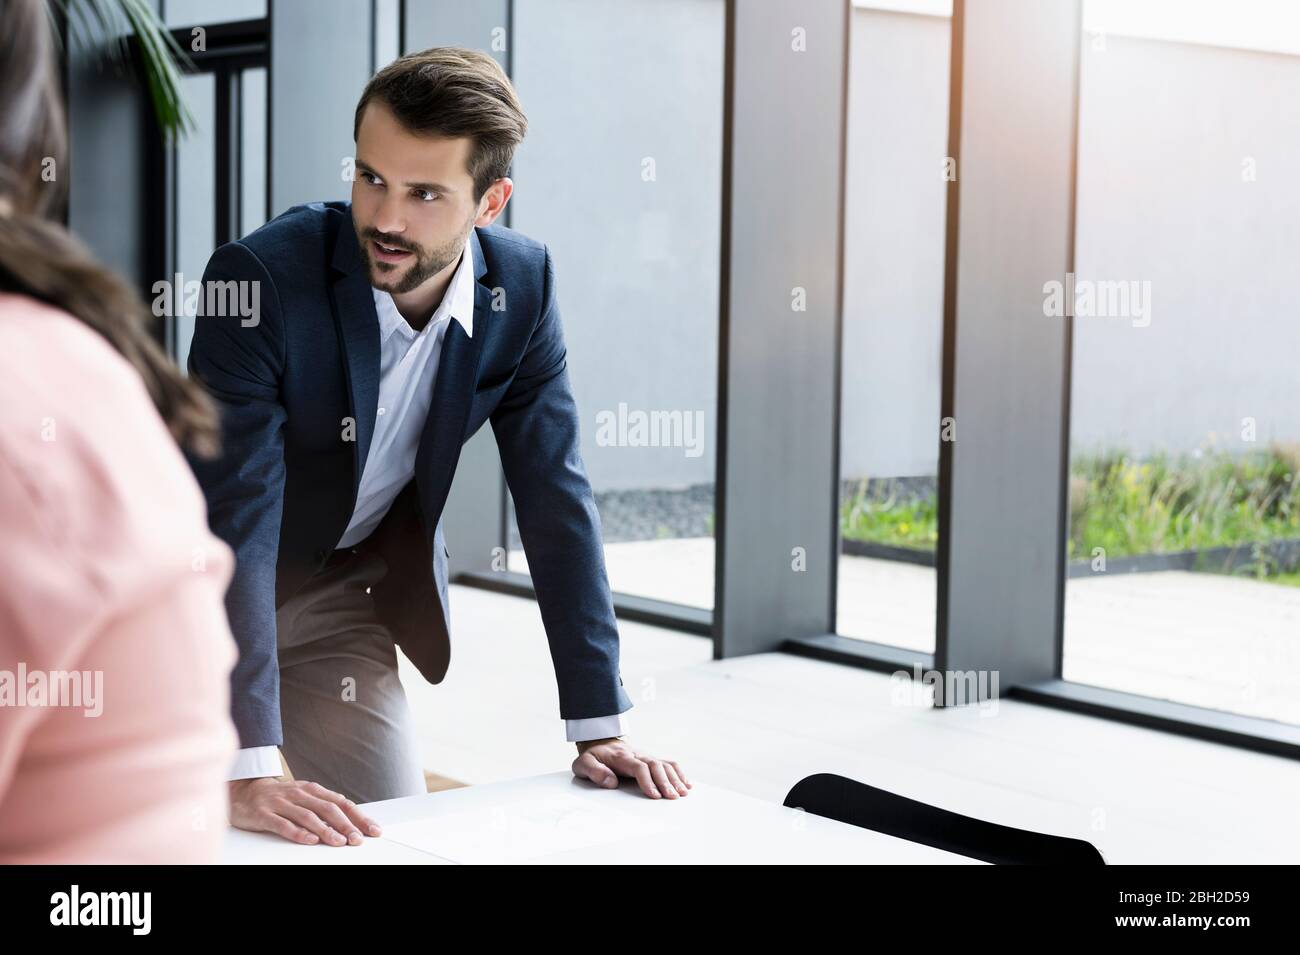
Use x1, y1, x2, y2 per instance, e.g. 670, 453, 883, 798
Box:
840, 444, 1300, 585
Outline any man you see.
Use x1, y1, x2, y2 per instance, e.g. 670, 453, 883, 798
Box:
188, 47, 690, 847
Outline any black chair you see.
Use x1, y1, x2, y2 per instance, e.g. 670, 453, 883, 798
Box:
783, 773, 1106, 865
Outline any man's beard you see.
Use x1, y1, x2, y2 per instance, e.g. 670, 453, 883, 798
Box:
358, 220, 470, 294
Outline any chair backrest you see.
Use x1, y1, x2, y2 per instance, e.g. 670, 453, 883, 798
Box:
784, 773, 1106, 865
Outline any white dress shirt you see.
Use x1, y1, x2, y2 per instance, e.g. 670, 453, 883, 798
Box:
230, 239, 628, 781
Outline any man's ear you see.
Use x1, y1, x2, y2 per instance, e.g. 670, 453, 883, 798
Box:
474, 177, 513, 227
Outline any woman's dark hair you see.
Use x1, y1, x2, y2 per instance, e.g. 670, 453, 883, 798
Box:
0, 0, 220, 457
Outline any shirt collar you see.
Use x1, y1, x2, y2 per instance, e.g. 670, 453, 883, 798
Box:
371, 237, 476, 343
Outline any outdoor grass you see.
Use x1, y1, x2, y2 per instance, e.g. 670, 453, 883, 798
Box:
840, 444, 1300, 586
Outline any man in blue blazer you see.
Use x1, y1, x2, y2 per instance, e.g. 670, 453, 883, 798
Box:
187, 47, 690, 846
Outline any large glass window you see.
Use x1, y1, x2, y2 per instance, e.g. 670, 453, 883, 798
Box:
173, 72, 215, 374
504, 0, 724, 610
835, 0, 951, 651
163, 28, 268, 370
1064, 0, 1300, 726
163, 0, 265, 28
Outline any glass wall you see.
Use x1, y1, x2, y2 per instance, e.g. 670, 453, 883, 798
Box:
168, 56, 267, 370
504, 0, 724, 610
241, 67, 268, 236
163, 0, 265, 27
173, 72, 215, 374
1064, 0, 1300, 726
835, 0, 951, 651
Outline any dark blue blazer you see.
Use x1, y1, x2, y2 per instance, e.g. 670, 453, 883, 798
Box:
186, 200, 632, 749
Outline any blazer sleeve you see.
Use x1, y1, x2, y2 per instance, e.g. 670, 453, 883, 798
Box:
185, 241, 289, 750
489, 245, 633, 722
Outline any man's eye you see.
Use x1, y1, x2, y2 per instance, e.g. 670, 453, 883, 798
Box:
414, 189, 437, 202
361, 171, 381, 185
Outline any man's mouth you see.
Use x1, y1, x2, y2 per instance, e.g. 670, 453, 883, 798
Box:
372, 239, 413, 263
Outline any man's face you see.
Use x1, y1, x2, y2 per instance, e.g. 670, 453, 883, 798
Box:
351, 100, 481, 294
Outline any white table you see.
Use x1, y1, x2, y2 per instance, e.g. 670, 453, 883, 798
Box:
223, 771, 983, 864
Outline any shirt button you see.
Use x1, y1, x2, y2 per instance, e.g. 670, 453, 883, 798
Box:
377, 407, 386, 416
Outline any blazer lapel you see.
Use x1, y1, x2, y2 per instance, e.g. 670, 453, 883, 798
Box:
328, 215, 381, 499
414, 228, 490, 536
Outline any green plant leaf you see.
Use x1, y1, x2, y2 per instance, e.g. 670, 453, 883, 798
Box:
52, 0, 196, 141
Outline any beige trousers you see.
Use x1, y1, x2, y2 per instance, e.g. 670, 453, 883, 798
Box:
274, 545, 428, 804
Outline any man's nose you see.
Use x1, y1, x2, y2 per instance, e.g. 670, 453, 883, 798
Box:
373, 191, 406, 236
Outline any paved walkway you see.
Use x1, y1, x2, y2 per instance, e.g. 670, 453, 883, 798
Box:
511, 539, 1300, 725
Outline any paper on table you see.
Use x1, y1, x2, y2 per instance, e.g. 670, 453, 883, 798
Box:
381, 792, 680, 863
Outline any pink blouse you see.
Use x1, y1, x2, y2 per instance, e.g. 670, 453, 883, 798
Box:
0, 292, 239, 862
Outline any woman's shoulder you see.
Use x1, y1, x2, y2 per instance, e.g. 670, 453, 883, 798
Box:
0, 290, 152, 396
0, 292, 233, 659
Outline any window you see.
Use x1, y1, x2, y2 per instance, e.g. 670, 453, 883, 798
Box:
503, 0, 724, 611
1063, 0, 1300, 726
836, 1, 952, 652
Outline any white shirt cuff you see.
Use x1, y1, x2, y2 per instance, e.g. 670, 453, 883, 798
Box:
565, 712, 629, 743
228, 745, 283, 780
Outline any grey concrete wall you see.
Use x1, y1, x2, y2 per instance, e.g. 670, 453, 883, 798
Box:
70, 1, 1300, 491
839, 9, 950, 480
497, 4, 1300, 489
839, 10, 1300, 480
1071, 33, 1300, 458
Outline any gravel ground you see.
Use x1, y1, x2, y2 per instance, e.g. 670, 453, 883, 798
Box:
508, 483, 716, 549
506, 477, 934, 549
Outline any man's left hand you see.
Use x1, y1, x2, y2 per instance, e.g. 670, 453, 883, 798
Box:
572, 738, 691, 799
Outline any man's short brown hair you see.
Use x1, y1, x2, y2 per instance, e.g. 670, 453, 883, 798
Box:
353, 47, 528, 202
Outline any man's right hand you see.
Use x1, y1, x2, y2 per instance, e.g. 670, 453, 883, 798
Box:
228, 777, 383, 846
